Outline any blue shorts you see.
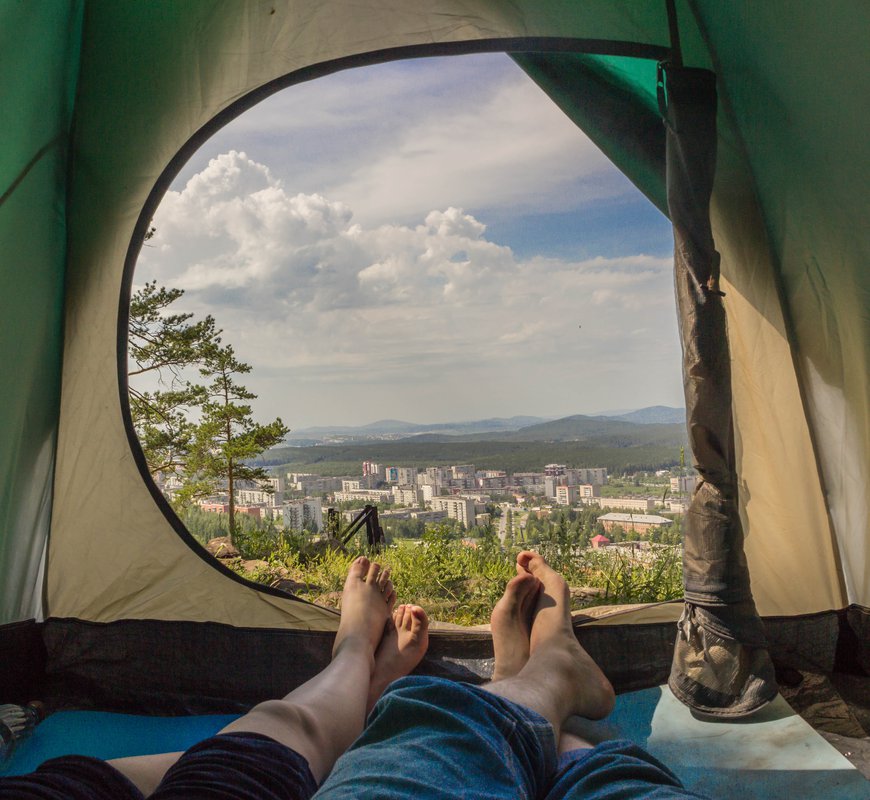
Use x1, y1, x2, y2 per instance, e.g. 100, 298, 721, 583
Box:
316, 676, 707, 800
0, 677, 706, 800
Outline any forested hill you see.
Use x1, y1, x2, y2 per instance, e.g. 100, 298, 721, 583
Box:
260, 412, 688, 476
409, 416, 685, 446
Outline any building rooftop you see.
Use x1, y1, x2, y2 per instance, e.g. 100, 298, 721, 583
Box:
597, 513, 672, 525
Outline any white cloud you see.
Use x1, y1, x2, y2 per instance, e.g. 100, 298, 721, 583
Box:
171, 55, 629, 231
137, 151, 680, 425
329, 77, 616, 225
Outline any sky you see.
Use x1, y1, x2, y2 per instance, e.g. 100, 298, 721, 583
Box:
135, 53, 681, 429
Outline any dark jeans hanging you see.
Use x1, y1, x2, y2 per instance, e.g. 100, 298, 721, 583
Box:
663, 64, 777, 716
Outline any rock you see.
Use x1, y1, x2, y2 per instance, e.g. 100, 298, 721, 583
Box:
205, 537, 240, 559
306, 538, 344, 557
570, 586, 604, 601
270, 578, 320, 595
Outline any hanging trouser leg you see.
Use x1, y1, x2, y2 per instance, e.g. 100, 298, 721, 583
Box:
662, 64, 776, 717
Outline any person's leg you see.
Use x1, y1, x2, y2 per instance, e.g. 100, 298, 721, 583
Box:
214, 558, 394, 780
481, 550, 614, 736
546, 737, 711, 800
367, 603, 429, 713
489, 569, 540, 681
0, 756, 145, 800
314, 552, 614, 799
109, 556, 404, 796
502, 555, 706, 797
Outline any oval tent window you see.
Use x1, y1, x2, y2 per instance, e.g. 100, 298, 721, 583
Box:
129, 52, 686, 625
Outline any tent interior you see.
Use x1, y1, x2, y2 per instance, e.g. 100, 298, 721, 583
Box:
1, 0, 868, 791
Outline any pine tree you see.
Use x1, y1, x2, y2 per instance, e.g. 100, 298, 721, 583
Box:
128, 280, 219, 479
186, 344, 289, 541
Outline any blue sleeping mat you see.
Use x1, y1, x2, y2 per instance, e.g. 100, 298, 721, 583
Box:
3, 688, 868, 798
3, 711, 239, 776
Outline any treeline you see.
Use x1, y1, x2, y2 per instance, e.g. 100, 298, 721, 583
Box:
258, 441, 681, 476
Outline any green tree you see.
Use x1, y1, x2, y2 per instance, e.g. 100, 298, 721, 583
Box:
128, 280, 219, 479
185, 344, 289, 541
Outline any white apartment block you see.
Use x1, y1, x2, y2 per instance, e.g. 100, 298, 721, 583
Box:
512, 472, 545, 488
458, 492, 491, 504
342, 479, 362, 492
430, 496, 477, 529
333, 489, 395, 504
555, 485, 578, 506
670, 475, 698, 494
394, 467, 416, 485
451, 464, 475, 479
477, 474, 508, 489
286, 474, 343, 494
362, 461, 385, 481
597, 512, 672, 535
393, 486, 424, 506
283, 500, 323, 532
383, 466, 418, 484
572, 467, 607, 485
586, 497, 655, 512
421, 484, 437, 503
411, 509, 447, 523
235, 480, 281, 507
422, 467, 449, 488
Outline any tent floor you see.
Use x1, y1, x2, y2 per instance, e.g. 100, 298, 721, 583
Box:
778, 670, 870, 779
3, 685, 867, 796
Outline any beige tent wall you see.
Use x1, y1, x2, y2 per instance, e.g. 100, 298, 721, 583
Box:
690, 4, 868, 608
48, 1, 672, 626
711, 137, 844, 616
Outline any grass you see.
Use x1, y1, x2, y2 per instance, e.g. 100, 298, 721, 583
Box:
228, 526, 683, 625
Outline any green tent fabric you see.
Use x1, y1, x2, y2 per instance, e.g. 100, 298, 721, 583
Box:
0, 0, 867, 718
0, 0, 82, 623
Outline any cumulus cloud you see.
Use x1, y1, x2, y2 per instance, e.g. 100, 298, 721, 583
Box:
137, 151, 680, 425
329, 77, 617, 225
173, 55, 627, 230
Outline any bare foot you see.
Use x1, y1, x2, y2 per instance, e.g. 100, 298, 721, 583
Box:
332, 557, 395, 664
367, 604, 429, 712
490, 572, 541, 681
516, 550, 615, 721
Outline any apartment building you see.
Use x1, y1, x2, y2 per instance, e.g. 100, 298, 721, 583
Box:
283, 500, 323, 532
393, 486, 424, 506
597, 513, 672, 536
585, 497, 655, 512
430, 496, 478, 528
333, 488, 395, 504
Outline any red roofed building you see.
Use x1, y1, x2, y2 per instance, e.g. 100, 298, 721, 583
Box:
590, 534, 610, 549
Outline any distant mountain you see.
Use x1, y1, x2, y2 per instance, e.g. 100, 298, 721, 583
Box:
283, 415, 553, 444
609, 406, 685, 425
281, 407, 685, 446
409, 413, 686, 448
